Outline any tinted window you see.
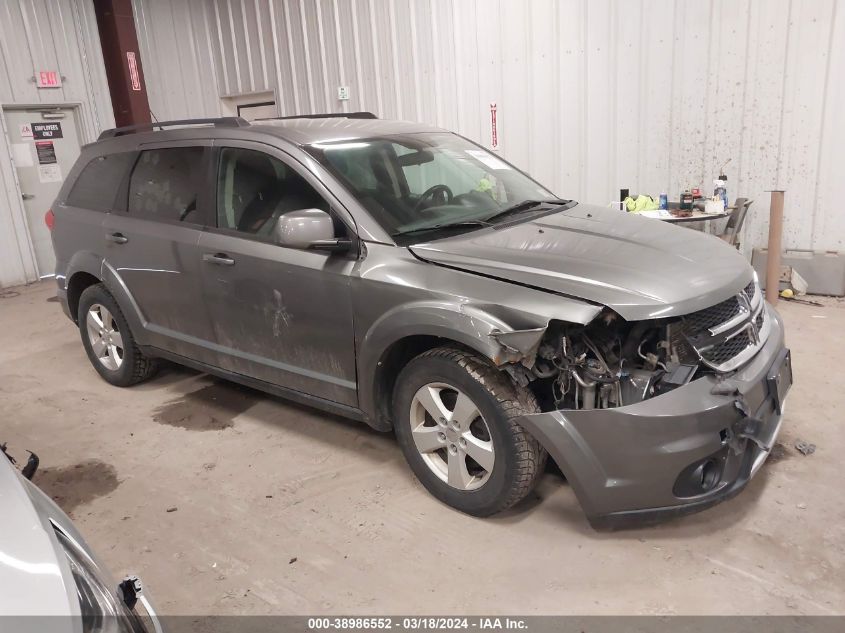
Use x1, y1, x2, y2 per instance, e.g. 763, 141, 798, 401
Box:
128, 147, 204, 223
66, 152, 136, 211
216, 147, 330, 236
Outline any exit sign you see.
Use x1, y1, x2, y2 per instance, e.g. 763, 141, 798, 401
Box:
36, 71, 61, 88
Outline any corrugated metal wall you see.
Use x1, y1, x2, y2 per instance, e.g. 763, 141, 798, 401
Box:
2, 1, 841, 287
0, 0, 113, 287
131, 0, 845, 258
135, 0, 845, 256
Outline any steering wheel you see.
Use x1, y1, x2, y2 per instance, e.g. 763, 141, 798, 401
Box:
413, 184, 454, 212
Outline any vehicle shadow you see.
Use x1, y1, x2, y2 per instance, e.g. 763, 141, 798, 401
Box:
137, 362, 398, 462
131, 364, 778, 535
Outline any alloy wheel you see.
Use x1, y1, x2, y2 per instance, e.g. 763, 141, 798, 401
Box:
409, 382, 495, 491
86, 303, 124, 371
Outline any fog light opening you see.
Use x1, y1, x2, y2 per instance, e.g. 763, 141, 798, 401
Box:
699, 459, 719, 492
673, 452, 727, 498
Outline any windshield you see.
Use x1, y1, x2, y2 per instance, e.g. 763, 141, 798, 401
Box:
305, 133, 562, 242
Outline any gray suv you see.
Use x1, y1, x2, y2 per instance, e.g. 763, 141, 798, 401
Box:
50, 114, 791, 528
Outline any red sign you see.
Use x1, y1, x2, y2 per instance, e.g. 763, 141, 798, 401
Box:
36, 71, 61, 88
490, 103, 499, 150
127, 52, 142, 91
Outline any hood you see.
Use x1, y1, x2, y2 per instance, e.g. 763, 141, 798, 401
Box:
409, 203, 753, 321
0, 456, 77, 616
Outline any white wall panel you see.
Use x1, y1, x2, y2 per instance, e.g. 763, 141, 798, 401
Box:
0, 0, 837, 288
44, 0, 845, 262
0, 0, 113, 287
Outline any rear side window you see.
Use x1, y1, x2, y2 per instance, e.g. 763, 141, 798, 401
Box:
65, 152, 136, 211
128, 147, 205, 223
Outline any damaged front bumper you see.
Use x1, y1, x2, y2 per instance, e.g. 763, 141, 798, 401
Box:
516, 304, 791, 529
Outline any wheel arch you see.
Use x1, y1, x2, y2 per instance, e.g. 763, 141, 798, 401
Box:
61, 251, 106, 322
357, 300, 549, 431
367, 334, 483, 431
66, 271, 101, 323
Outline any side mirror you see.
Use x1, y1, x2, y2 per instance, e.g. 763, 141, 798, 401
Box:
272, 209, 350, 252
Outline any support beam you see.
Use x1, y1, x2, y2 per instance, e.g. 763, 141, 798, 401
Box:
93, 0, 151, 127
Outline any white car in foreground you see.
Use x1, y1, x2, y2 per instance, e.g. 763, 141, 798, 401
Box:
0, 445, 162, 633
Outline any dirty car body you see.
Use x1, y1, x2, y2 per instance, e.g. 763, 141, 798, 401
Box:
50, 115, 791, 528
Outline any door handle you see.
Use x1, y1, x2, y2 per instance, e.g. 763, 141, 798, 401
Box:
21, 193, 35, 200
203, 253, 235, 266
106, 232, 129, 244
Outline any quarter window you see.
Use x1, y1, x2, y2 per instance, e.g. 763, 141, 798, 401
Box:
66, 152, 137, 211
128, 147, 204, 223
216, 147, 330, 236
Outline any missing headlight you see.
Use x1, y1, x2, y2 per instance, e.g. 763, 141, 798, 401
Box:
521, 312, 705, 411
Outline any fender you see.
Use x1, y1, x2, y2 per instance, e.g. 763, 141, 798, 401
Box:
356, 298, 602, 427
60, 251, 105, 321
63, 250, 103, 291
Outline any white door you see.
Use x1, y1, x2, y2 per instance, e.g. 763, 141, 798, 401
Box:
4, 107, 82, 277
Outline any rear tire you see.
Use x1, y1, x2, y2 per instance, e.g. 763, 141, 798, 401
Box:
78, 284, 158, 387
393, 347, 546, 516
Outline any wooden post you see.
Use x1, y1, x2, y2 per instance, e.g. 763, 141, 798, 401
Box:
766, 191, 785, 305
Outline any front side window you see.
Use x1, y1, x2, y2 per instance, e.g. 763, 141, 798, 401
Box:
66, 152, 137, 211
216, 147, 330, 236
306, 133, 561, 242
128, 147, 204, 223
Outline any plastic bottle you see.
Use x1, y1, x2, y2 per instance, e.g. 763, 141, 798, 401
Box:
714, 175, 728, 210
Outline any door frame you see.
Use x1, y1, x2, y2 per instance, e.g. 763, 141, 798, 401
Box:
220, 89, 279, 119
1, 102, 88, 279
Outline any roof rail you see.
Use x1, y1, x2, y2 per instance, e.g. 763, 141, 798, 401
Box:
98, 117, 250, 140
259, 112, 378, 121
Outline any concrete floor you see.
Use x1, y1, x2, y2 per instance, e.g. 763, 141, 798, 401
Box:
1, 280, 843, 615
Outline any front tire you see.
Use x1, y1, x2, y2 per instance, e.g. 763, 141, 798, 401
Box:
78, 284, 158, 387
393, 347, 546, 516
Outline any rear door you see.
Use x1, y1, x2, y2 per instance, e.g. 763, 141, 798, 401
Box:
55, 150, 137, 283
102, 141, 218, 363
197, 142, 358, 406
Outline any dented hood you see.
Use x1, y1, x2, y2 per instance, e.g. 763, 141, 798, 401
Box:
409, 203, 753, 322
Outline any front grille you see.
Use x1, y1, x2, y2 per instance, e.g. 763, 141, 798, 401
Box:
701, 329, 754, 365
680, 279, 769, 372
743, 280, 755, 299
682, 295, 743, 334
682, 280, 757, 336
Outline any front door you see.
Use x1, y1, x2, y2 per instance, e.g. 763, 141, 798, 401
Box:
198, 143, 358, 407
5, 107, 82, 277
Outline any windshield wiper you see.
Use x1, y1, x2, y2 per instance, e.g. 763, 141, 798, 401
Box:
484, 199, 569, 224
392, 219, 492, 239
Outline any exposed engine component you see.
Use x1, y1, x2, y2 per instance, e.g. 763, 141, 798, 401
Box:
525, 312, 703, 411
